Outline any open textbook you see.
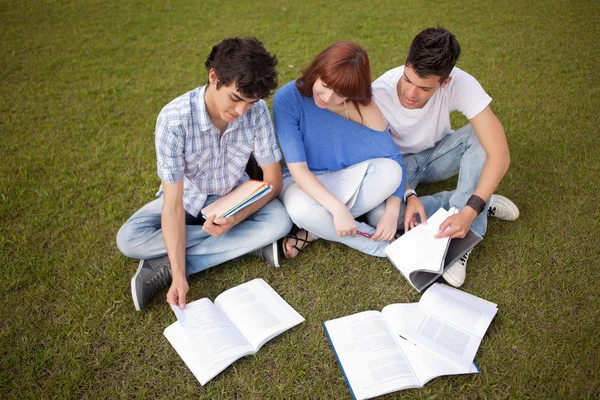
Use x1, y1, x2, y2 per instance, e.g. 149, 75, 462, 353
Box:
201, 180, 272, 219
164, 278, 304, 385
324, 283, 497, 400
385, 207, 483, 292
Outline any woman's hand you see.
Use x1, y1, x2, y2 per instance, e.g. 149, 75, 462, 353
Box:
332, 205, 357, 237
371, 209, 398, 241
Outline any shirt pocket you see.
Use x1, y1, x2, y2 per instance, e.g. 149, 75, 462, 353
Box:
226, 142, 253, 176
185, 150, 212, 178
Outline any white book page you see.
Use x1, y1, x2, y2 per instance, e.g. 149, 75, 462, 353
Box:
167, 299, 254, 385
382, 303, 478, 385
403, 307, 482, 370
316, 161, 369, 208
418, 283, 498, 338
385, 208, 453, 277
214, 279, 304, 351
324, 311, 421, 400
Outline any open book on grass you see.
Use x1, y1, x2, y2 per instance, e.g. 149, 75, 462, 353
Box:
164, 278, 304, 385
385, 207, 482, 292
324, 283, 497, 400
201, 180, 272, 219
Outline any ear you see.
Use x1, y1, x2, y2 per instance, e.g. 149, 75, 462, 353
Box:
439, 76, 452, 89
208, 69, 219, 85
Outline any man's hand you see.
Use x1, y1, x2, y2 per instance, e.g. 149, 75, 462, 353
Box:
167, 277, 189, 309
435, 208, 477, 239
332, 205, 357, 237
372, 210, 398, 241
403, 196, 427, 232
202, 214, 236, 237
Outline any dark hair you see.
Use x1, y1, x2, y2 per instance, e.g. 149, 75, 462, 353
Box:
205, 37, 278, 99
296, 41, 372, 108
406, 27, 461, 83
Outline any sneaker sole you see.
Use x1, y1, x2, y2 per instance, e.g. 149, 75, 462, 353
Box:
271, 241, 280, 268
442, 272, 464, 288
131, 260, 144, 311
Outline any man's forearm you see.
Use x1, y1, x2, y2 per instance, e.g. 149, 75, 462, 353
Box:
230, 189, 278, 224
161, 205, 187, 281
472, 150, 510, 202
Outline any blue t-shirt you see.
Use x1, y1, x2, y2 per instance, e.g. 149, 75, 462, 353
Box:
273, 80, 406, 199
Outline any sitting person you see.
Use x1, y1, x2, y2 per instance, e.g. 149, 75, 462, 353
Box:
116, 37, 292, 311
370, 27, 519, 287
273, 41, 406, 258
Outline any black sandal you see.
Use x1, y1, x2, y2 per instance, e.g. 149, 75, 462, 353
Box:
284, 230, 314, 258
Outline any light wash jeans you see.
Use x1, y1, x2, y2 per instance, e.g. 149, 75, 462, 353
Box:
280, 158, 403, 257
116, 196, 292, 275
366, 124, 489, 237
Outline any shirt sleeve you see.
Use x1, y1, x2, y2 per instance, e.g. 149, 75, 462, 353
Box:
450, 70, 492, 120
273, 83, 308, 164
251, 101, 282, 166
155, 115, 185, 183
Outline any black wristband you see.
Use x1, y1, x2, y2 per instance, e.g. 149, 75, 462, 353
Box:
465, 195, 487, 214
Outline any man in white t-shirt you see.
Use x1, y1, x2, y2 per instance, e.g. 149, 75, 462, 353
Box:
370, 27, 519, 287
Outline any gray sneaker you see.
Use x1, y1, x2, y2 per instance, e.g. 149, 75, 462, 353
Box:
252, 240, 283, 268
131, 255, 173, 311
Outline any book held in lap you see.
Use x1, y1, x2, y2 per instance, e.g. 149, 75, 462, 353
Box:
201, 180, 272, 219
164, 278, 304, 385
385, 207, 483, 292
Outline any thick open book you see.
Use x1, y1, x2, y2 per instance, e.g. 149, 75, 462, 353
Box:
164, 278, 304, 385
201, 180, 272, 219
324, 283, 497, 400
385, 207, 482, 292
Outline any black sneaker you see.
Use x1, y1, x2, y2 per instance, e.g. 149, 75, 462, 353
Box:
252, 240, 284, 268
131, 256, 173, 311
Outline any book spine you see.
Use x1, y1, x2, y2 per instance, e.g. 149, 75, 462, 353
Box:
323, 323, 358, 400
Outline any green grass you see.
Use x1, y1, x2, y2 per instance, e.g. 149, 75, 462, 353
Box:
1, 0, 599, 398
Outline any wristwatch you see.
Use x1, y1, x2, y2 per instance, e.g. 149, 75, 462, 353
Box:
403, 189, 417, 203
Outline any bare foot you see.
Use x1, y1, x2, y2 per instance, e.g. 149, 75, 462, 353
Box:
283, 229, 315, 259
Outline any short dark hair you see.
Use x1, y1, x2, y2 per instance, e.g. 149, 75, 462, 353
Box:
205, 37, 278, 99
296, 41, 372, 107
406, 27, 461, 83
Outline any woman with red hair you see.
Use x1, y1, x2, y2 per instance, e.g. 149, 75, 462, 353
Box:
273, 41, 407, 258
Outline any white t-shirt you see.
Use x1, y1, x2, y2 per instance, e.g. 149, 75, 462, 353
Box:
373, 66, 492, 154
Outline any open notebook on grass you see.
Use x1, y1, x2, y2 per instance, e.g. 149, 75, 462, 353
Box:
201, 180, 272, 219
164, 278, 304, 385
324, 283, 497, 400
385, 207, 482, 292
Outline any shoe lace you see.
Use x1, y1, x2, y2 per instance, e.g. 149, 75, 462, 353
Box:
145, 265, 172, 293
488, 206, 496, 216
459, 251, 471, 266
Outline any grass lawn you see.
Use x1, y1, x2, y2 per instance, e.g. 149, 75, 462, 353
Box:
1, 0, 599, 398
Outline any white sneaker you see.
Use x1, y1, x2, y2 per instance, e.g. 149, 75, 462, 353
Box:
442, 251, 470, 288
488, 194, 520, 221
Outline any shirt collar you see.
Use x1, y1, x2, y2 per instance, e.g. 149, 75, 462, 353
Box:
196, 85, 213, 132
196, 85, 243, 133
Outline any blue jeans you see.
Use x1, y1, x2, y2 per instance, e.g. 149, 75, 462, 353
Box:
280, 158, 403, 257
366, 124, 489, 237
116, 196, 293, 275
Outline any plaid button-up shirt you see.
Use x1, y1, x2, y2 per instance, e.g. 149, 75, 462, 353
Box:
155, 85, 282, 217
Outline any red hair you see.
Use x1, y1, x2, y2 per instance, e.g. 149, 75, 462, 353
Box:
296, 41, 372, 107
